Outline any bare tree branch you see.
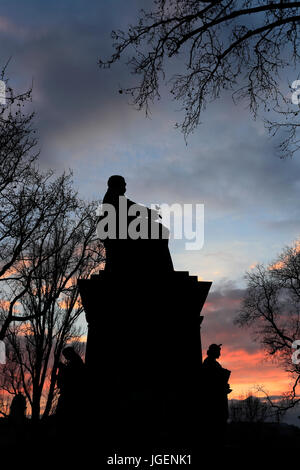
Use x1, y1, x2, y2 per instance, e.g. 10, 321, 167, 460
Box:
236, 239, 300, 410
100, 0, 300, 154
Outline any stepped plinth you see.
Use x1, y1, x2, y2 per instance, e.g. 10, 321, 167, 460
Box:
78, 270, 211, 451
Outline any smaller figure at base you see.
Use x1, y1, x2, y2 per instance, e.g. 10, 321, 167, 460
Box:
201, 344, 232, 442
56, 347, 86, 426
9, 393, 26, 425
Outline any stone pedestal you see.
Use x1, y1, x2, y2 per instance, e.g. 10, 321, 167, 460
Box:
78, 271, 211, 451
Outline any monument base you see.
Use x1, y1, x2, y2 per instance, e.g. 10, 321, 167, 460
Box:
78, 271, 211, 454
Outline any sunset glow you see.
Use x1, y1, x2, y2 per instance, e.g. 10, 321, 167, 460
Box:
1, 0, 300, 429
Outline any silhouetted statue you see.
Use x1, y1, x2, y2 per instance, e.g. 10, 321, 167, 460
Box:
9, 393, 26, 424
97, 175, 173, 273
201, 344, 232, 439
78, 175, 213, 456
56, 347, 86, 423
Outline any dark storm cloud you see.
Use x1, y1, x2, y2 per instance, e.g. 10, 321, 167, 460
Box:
0, 0, 150, 167
202, 279, 260, 355
1, 0, 300, 236
125, 108, 300, 220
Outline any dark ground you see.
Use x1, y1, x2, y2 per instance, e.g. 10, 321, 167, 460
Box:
0, 418, 299, 466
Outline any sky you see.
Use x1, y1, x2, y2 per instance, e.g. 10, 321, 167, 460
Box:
1, 0, 300, 407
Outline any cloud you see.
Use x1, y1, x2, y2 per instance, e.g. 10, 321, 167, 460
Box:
201, 279, 292, 397
0, 16, 28, 37
1, 0, 300, 285
2, 0, 300, 226
202, 279, 252, 353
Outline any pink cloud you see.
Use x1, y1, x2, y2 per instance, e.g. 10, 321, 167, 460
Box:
200, 284, 293, 398
0, 16, 28, 37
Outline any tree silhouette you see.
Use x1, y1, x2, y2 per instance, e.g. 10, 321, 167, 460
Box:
0, 191, 104, 421
236, 239, 300, 411
0, 71, 105, 419
0, 75, 91, 340
100, 0, 300, 155
229, 393, 280, 423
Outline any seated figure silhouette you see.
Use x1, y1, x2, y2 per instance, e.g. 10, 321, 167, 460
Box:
201, 344, 232, 440
56, 347, 86, 423
97, 175, 173, 273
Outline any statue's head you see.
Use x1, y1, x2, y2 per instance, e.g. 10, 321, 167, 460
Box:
207, 343, 222, 359
107, 175, 126, 195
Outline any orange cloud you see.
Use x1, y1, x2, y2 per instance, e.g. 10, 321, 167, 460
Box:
218, 346, 292, 398
58, 297, 82, 310
202, 296, 241, 314
200, 283, 294, 399
0, 299, 20, 314
0, 300, 11, 311
269, 239, 300, 271
249, 263, 257, 270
